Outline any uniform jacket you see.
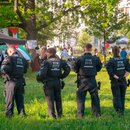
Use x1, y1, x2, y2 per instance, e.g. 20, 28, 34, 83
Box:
37, 55, 70, 82
1, 53, 28, 79
106, 57, 130, 80
74, 53, 102, 77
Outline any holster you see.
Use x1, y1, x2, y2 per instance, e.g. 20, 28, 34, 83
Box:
75, 79, 80, 88
97, 81, 101, 90
22, 77, 26, 86
75, 75, 81, 88
2, 74, 11, 83
127, 79, 130, 87
61, 80, 65, 89
43, 81, 47, 88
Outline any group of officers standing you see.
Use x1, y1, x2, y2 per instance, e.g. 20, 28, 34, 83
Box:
1, 43, 130, 119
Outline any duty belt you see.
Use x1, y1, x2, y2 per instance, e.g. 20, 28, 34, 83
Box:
78, 75, 95, 79
46, 77, 60, 81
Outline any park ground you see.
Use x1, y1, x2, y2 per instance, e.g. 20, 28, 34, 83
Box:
0, 69, 130, 130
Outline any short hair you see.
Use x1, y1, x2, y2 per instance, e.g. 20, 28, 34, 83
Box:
41, 46, 47, 50
112, 46, 120, 57
46, 48, 56, 55
94, 48, 98, 52
85, 43, 92, 50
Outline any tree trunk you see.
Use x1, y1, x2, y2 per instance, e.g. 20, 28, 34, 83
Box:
15, 0, 37, 40
23, 21, 37, 40
23, 22, 40, 72
22, 20, 40, 72
23, 0, 37, 40
23, 0, 40, 71
103, 30, 106, 65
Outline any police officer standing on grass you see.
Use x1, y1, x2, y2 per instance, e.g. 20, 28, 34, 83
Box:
1, 46, 28, 117
37, 47, 70, 119
74, 43, 102, 118
106, 46, 130, 116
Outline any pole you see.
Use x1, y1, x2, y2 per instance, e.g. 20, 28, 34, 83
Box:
103, 30, 106, 65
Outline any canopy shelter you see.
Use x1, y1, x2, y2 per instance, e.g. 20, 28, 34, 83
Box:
0, 34, 26, 45
116, 36, 129, 45
0, 44, 32, 61
0, 35, 31, 61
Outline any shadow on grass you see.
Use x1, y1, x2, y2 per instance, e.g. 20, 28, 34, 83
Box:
0, 107, 130, 130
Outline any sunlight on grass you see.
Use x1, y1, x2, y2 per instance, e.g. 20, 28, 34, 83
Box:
1, 69, 130, 130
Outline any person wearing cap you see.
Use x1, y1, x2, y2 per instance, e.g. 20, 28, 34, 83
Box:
74, 43, 102, 118
1, 46, 28, 117
36, 47, 70, 119
106, 46, 130, 116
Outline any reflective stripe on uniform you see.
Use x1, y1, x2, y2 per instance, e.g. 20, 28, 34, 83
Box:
16, 65, 24, 68
117, 67, 125, 70
84, 66, 94, 68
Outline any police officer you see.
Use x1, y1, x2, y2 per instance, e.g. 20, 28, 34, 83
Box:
74, 43, 102, 118
0, 50, 4, 68
37, 48, 70, 119
106, 46, 130, 116
1, 46, 28, 117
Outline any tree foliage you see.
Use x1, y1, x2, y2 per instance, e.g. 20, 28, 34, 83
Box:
0, 3, 18, 27
78, 31, 94, 48
81, 0, 128, 40
13, 0, 82, 40
0, 0, 129, 44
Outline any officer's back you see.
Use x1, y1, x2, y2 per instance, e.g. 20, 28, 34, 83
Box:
106, 46, 130, 116
74, 46, 102, 78
37, 47, 70, 119
1, 47, 28, 79
74, 43, 102, 118
1, 46, 28, 117
38, 48, 70, 81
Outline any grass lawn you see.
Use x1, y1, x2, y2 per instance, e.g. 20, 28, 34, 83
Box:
0, 68, 130, 130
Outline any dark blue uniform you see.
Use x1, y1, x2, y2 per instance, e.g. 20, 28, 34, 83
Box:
74, 53, 102, 117
106, 57, 130, 115
1, 53, 28, 117
0, 51, 4, 68
37, 56, 70, 118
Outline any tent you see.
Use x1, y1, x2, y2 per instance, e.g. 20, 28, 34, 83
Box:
0, 34, 32, 60
0, 34, 26, 45
116, 36, 129, 45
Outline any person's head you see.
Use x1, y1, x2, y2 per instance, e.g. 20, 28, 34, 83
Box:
7, 46, 16, 56
41, 46, 47, 54
122, 47, 126, 50
112, 46, 120, 57
46, 48, 56, 58
94, 48, 98, 53
84, 43, 92, 53
40, 46, 47, 58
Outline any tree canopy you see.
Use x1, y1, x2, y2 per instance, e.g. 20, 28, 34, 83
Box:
0, 0, 129, 43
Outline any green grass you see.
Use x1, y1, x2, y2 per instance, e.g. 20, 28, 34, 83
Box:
1, 69, 130, 130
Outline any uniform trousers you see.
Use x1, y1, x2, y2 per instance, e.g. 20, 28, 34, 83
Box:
76, 77, 101, 117
44, 79, 62, 118
111, 79, 127, 115
4, 79, 25, 117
